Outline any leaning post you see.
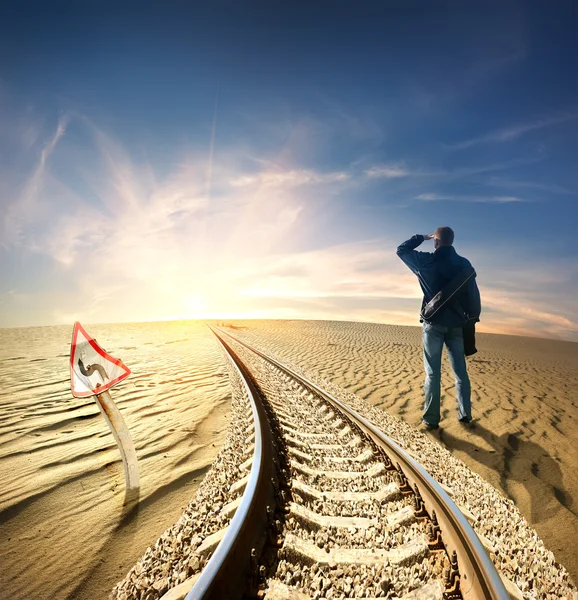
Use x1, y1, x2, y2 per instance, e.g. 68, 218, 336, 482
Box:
70, 322, 140, 500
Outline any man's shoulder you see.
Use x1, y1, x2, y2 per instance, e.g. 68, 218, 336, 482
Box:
455, 252, 473, 269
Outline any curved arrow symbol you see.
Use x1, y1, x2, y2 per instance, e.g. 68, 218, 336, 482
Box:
78, 358, 109, 381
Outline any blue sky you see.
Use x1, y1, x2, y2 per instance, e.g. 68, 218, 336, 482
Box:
1, 1, 577, 340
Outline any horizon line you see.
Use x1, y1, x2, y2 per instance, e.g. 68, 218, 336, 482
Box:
1, 316, 576, 344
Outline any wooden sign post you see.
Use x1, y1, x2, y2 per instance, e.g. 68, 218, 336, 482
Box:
70, 322, 140, 499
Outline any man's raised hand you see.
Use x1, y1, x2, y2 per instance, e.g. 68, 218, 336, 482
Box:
423, 233, 436, 240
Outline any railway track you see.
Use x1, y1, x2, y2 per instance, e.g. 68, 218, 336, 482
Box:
182, 326, 511, 600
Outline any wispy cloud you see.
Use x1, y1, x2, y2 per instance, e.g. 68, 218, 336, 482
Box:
2, 100, 577, 341
484, 177, 575, 196
480, 288, 578, 341
230, 169, 350, 188
364, 164, 410, 179
39, 115, 67, 170
363, 156, 543, 183
236, 240, 420, 301
448, 112, 578, 150
1, 113, 69, 249
448, 157, 543, 178
0, 109, 359, 326
222, 240, 578, 341
417, 193, 523, 203
467, 248, 578, 341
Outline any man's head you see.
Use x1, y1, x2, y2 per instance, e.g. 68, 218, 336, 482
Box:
433, 226, 454, 250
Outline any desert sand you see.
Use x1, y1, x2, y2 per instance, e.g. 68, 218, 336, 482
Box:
0, 321, 230, 600
227, 320, 578, 586
2, 319, 577, 599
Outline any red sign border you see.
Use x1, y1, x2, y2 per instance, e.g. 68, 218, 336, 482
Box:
70, 322, 131, 398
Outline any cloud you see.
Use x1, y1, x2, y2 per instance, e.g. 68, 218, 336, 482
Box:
39, 115, 68, 170
1, 113, 69, 249
467, 246, 578, 341
0, 109, 360, 326
363, 156, 543, 185
2, 100, 577, 341
448, 112, 578, 150
235, 240, 420, 301
416, 193, 523, 203
480, 288, 578, 341
364, 164, 410, 179
204, 239, 578, 342
484, 178, 575, 196
230, 169, 350, 188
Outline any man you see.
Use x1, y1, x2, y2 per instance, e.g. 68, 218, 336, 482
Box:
396, 227, 481, 429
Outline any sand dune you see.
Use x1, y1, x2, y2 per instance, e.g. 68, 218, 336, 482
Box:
225, 320, 578, 586
2, 318, 576, 598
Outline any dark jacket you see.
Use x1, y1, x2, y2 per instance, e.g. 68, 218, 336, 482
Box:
396, 234, 481, 327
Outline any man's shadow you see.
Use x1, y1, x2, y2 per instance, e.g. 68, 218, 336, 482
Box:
435, 422, 576, 524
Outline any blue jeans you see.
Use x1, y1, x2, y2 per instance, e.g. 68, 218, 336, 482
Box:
422, 322, 471, 426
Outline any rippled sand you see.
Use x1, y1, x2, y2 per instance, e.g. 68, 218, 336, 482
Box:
3, 319, 577, 598
0, 321, 230, 600
225, 320, 578, 585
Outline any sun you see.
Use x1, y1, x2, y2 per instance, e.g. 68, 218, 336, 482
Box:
185, 293, 209, 317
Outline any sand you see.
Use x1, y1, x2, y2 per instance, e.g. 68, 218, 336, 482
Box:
2, 318, 577, 598
226, 320, 578, 586
0, 321, 230, 600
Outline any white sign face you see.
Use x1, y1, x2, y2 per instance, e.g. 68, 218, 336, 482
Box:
70, 322, 131, 398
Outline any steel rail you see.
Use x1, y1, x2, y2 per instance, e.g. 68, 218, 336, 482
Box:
185, 329, 276, 600
215, 326, 509, 600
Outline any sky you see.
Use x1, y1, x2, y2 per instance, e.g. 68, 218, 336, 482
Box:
1, 1, 577, 340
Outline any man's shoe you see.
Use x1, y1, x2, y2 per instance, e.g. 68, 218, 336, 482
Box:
459, 416, 472, 424
421, 420, 439, 430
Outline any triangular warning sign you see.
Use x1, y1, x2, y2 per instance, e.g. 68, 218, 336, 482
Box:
70, 322, 131, 398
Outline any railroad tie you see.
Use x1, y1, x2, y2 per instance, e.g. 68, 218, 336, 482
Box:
158, 573, 202, 600
289, 502, 379, 530
455, 503, 476, 524
498, 574, 525, 600
308, 436, 362, 450
325, 447, 374, 464
289, 501, 415, 531
261, 579, 444, 600
399, 580, 444, 600
196, 528, 227, 557
268, 406, 292, 421
280, 423, 332, 440
220, 495, 242, 519
288, 446, 312, 462
277, 416, 316, 432
262, 580, 309, 600
292, 479, 400, 502
284, 433, 310, 449
229, 473, 250, 495
287, 445, 374, 464
282, 533, 429, 567
240, 455, 253, 471
243, 442, 254, 456
290, 460, 386, 479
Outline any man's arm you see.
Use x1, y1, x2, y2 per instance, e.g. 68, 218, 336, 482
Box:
396, 234, 433, 274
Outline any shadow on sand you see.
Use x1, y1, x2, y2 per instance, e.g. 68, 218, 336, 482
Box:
65, 462, 211, 599
65, 490, 141, 600
433, 422, 576, 524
